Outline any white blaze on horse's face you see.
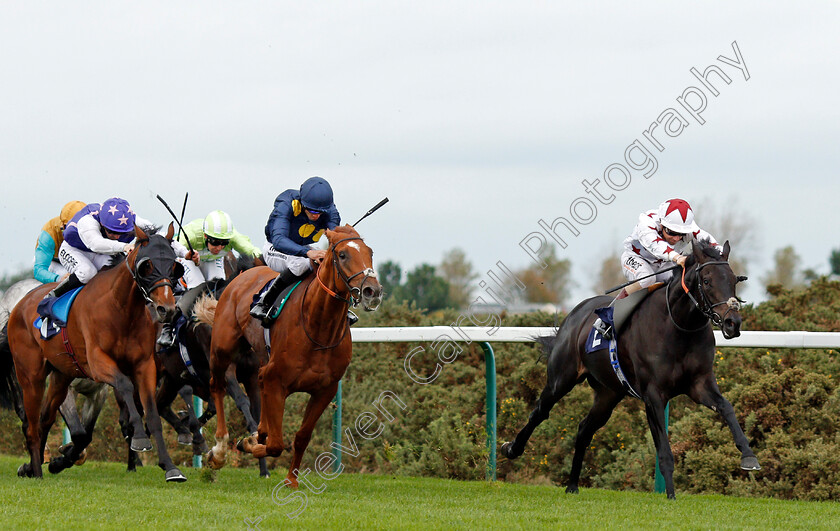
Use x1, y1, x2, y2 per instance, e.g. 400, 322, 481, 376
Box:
346, 241, 361, 253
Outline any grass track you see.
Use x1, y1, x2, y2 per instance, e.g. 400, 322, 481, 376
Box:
1, 455, 838, 530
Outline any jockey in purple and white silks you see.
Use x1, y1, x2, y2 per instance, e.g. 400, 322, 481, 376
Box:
47, 197, 188, 300
250, 176, 343, 325
620, 198, 719, 293
33, 201, 86, 284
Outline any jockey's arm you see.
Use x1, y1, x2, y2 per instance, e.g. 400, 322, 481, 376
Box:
267, 203, 310, 257
231, 231, 261, 258
635, 214, 675, 262
77, 214, 130, 254
34, 231, 59, 283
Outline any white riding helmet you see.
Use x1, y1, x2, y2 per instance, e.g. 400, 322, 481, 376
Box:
203, 210, 235, 240
657, 198, 699, 235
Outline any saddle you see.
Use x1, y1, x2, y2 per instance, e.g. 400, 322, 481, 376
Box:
34, 287, 84, 340
250, 279, 301, 323
592, 283, 664, 341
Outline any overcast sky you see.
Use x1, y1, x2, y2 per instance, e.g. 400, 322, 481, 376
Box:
2, 2, 839, 306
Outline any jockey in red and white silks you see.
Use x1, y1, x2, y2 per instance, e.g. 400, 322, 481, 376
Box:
621, 198, 718, 289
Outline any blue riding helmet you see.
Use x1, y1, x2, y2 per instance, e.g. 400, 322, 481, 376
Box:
299, 177, 334, 212
99, 197, 136, 233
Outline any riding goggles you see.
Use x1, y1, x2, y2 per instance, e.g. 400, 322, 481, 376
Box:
205, 236, 230, 247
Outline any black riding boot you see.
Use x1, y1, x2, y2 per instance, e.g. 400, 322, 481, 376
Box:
45, 273, 84, 299
250, 269, 303, 326
157, 309, 181, 350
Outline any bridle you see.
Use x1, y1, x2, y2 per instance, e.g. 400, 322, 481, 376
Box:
666, 260, 744, 334
124, 240, 181, 305
301, 235, 377, 350
314, 236, 377, 308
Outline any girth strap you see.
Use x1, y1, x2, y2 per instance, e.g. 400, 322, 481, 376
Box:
608, 339, 642, 400
61, 328, 90, 378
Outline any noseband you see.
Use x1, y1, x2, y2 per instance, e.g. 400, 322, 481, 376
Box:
125, 245, 178, 305
315, 236, 377, 308
667, 260, 742, 333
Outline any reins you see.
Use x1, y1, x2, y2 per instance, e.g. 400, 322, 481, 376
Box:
299, 235, 374, 350
667, 260, 742, 333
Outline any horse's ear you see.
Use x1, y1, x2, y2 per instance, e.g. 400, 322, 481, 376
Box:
325, 228, 337, 244
722, 240, 731, 261
135, 223, 148, 242
165, 222, 175, 241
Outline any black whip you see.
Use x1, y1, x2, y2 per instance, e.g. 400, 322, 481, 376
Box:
352, 197, 389, 227
156, 194, 195, 255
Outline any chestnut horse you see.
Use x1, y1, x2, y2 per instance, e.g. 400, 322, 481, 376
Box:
206, 225, 382, 487
4, 224, 188, 482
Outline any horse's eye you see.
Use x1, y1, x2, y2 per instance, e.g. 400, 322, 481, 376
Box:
703, 278, 710, 286
339, 251, 347, 260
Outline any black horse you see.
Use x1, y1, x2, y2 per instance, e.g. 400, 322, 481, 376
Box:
501, 239, 759, 499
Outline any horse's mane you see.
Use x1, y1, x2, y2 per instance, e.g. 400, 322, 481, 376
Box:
193, 294, 217, 326
330, 224, 359, 239
673, 238, 725, 284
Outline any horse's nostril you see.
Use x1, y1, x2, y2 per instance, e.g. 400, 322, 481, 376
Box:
363, 287, 375, 298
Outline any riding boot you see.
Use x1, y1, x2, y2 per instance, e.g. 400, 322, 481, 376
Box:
347, 310, 359, 327
157, 309, 181, 351
45, 273, 84, 299
250, 269, 303, 325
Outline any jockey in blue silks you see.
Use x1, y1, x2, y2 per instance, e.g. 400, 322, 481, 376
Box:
250, 176, 343, 325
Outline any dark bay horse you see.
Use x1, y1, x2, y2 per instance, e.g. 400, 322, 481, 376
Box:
501, 240, 759, 499
156, 294, 270, 476
206, 225, 382, 487
3, 224, 188, 482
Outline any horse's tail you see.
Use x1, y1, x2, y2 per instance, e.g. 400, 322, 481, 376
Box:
0, 325, 21, 411
193, 294, 218, 327
534, 333, 558, 362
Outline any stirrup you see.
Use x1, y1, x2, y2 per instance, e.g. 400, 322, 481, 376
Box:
593, 318, 613, 340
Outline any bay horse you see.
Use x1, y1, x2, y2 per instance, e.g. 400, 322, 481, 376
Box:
501, 239, 760, 499
206, 225, 382, 487
3, 224, 188, 482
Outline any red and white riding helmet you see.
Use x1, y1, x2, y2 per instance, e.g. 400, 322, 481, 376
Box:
657, 198, 699, 234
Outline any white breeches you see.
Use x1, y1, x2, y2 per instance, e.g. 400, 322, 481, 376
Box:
261, 243, 313, 276
58, 242, 117, 284
179, 256, 226, 290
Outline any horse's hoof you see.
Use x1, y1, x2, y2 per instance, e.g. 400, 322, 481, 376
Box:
165, 468, 188, 482
177, 433, 193, 445
741, 456, 761, 471
206, 450, 226, 470
17, 463, 30, 478
59, 442, 75, 456
500, 442, 519, 459
48, 457, 69, 474
565, 485, 579, 494
130, 437, 153, 452
75, 450, 87, 466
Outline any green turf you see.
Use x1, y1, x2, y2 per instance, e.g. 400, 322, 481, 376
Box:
0, 454, 837, 530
